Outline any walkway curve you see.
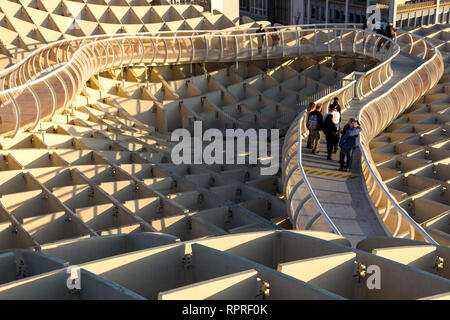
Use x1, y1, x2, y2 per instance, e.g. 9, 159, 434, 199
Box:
0, 24, 399, 137
282, 29, 443, 245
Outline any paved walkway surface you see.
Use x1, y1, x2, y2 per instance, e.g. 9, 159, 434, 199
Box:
302, 52, 423, 246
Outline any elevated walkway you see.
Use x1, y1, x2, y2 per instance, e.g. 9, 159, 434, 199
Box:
0, 22, 443, 248
302, 52, 424, 246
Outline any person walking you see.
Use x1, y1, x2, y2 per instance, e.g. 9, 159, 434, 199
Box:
324, 104, 340, 153
307, 103, 323, 154
385, 22, 398, 50
271, 28, 280, 51
256, 24, 266, 53
306, 102, 315, 149
330, 97, 342, 152
338, 119, 362, 172
323, 112, 339, 160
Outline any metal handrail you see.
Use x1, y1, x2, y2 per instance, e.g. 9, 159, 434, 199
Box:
359, 146, 437, 244
0, 20, 439, 242
356, 30, 441, 244
275, 79, 351, 128
282, 77, 356, 234
0, 24, 393, 83
283, 26, 440, 239
296, 115, 342, 235
0, 29, 395, 111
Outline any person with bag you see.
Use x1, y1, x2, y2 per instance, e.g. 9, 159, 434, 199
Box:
338, 119, 362, 172
306, 103, 323, 154
323, 112, 339, 160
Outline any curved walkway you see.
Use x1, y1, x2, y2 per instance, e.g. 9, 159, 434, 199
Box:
0, 25, 391, 137
302, 51, 423, 246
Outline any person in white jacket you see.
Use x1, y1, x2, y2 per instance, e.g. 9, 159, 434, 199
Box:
324, 105, 340, 153
325, 105, 340, 128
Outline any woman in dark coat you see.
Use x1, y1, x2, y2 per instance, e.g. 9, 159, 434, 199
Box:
323, 112, 339, 160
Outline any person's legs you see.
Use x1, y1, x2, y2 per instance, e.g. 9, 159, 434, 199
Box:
326, 136, 333, 159
377, 39, 382, 52
315, 131, 322, 154
343, 148, 350, 169
311, 130, 321, 154
346, 147, 355, 170
333, 131, 339, 153
306, 131, 312, 149
258, 37, 263, 53
310, 130, 317, 153
339, 147, 346, 170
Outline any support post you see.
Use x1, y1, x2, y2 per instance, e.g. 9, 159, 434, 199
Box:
345, 0, 349, 24
435, 0, 441, 24
389, 0, 397, 27
307, 0, 311, 24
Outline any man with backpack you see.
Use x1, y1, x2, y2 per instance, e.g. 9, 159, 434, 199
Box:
306, 104, 323, 154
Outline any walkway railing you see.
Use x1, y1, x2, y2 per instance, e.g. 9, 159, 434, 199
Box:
0, 22, 441, 242
281, 26, 400, 234
282, 78, 356, 234
0, 25, 399, 138
167, 0, 211, 12
357, 32, 443, 244
282, 27, 443, 240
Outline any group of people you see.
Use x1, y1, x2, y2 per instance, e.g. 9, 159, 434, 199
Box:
257, 21, 398, 54
256, 24, 280, 53
375, 22, 398, 51
306, 98, 362, 172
